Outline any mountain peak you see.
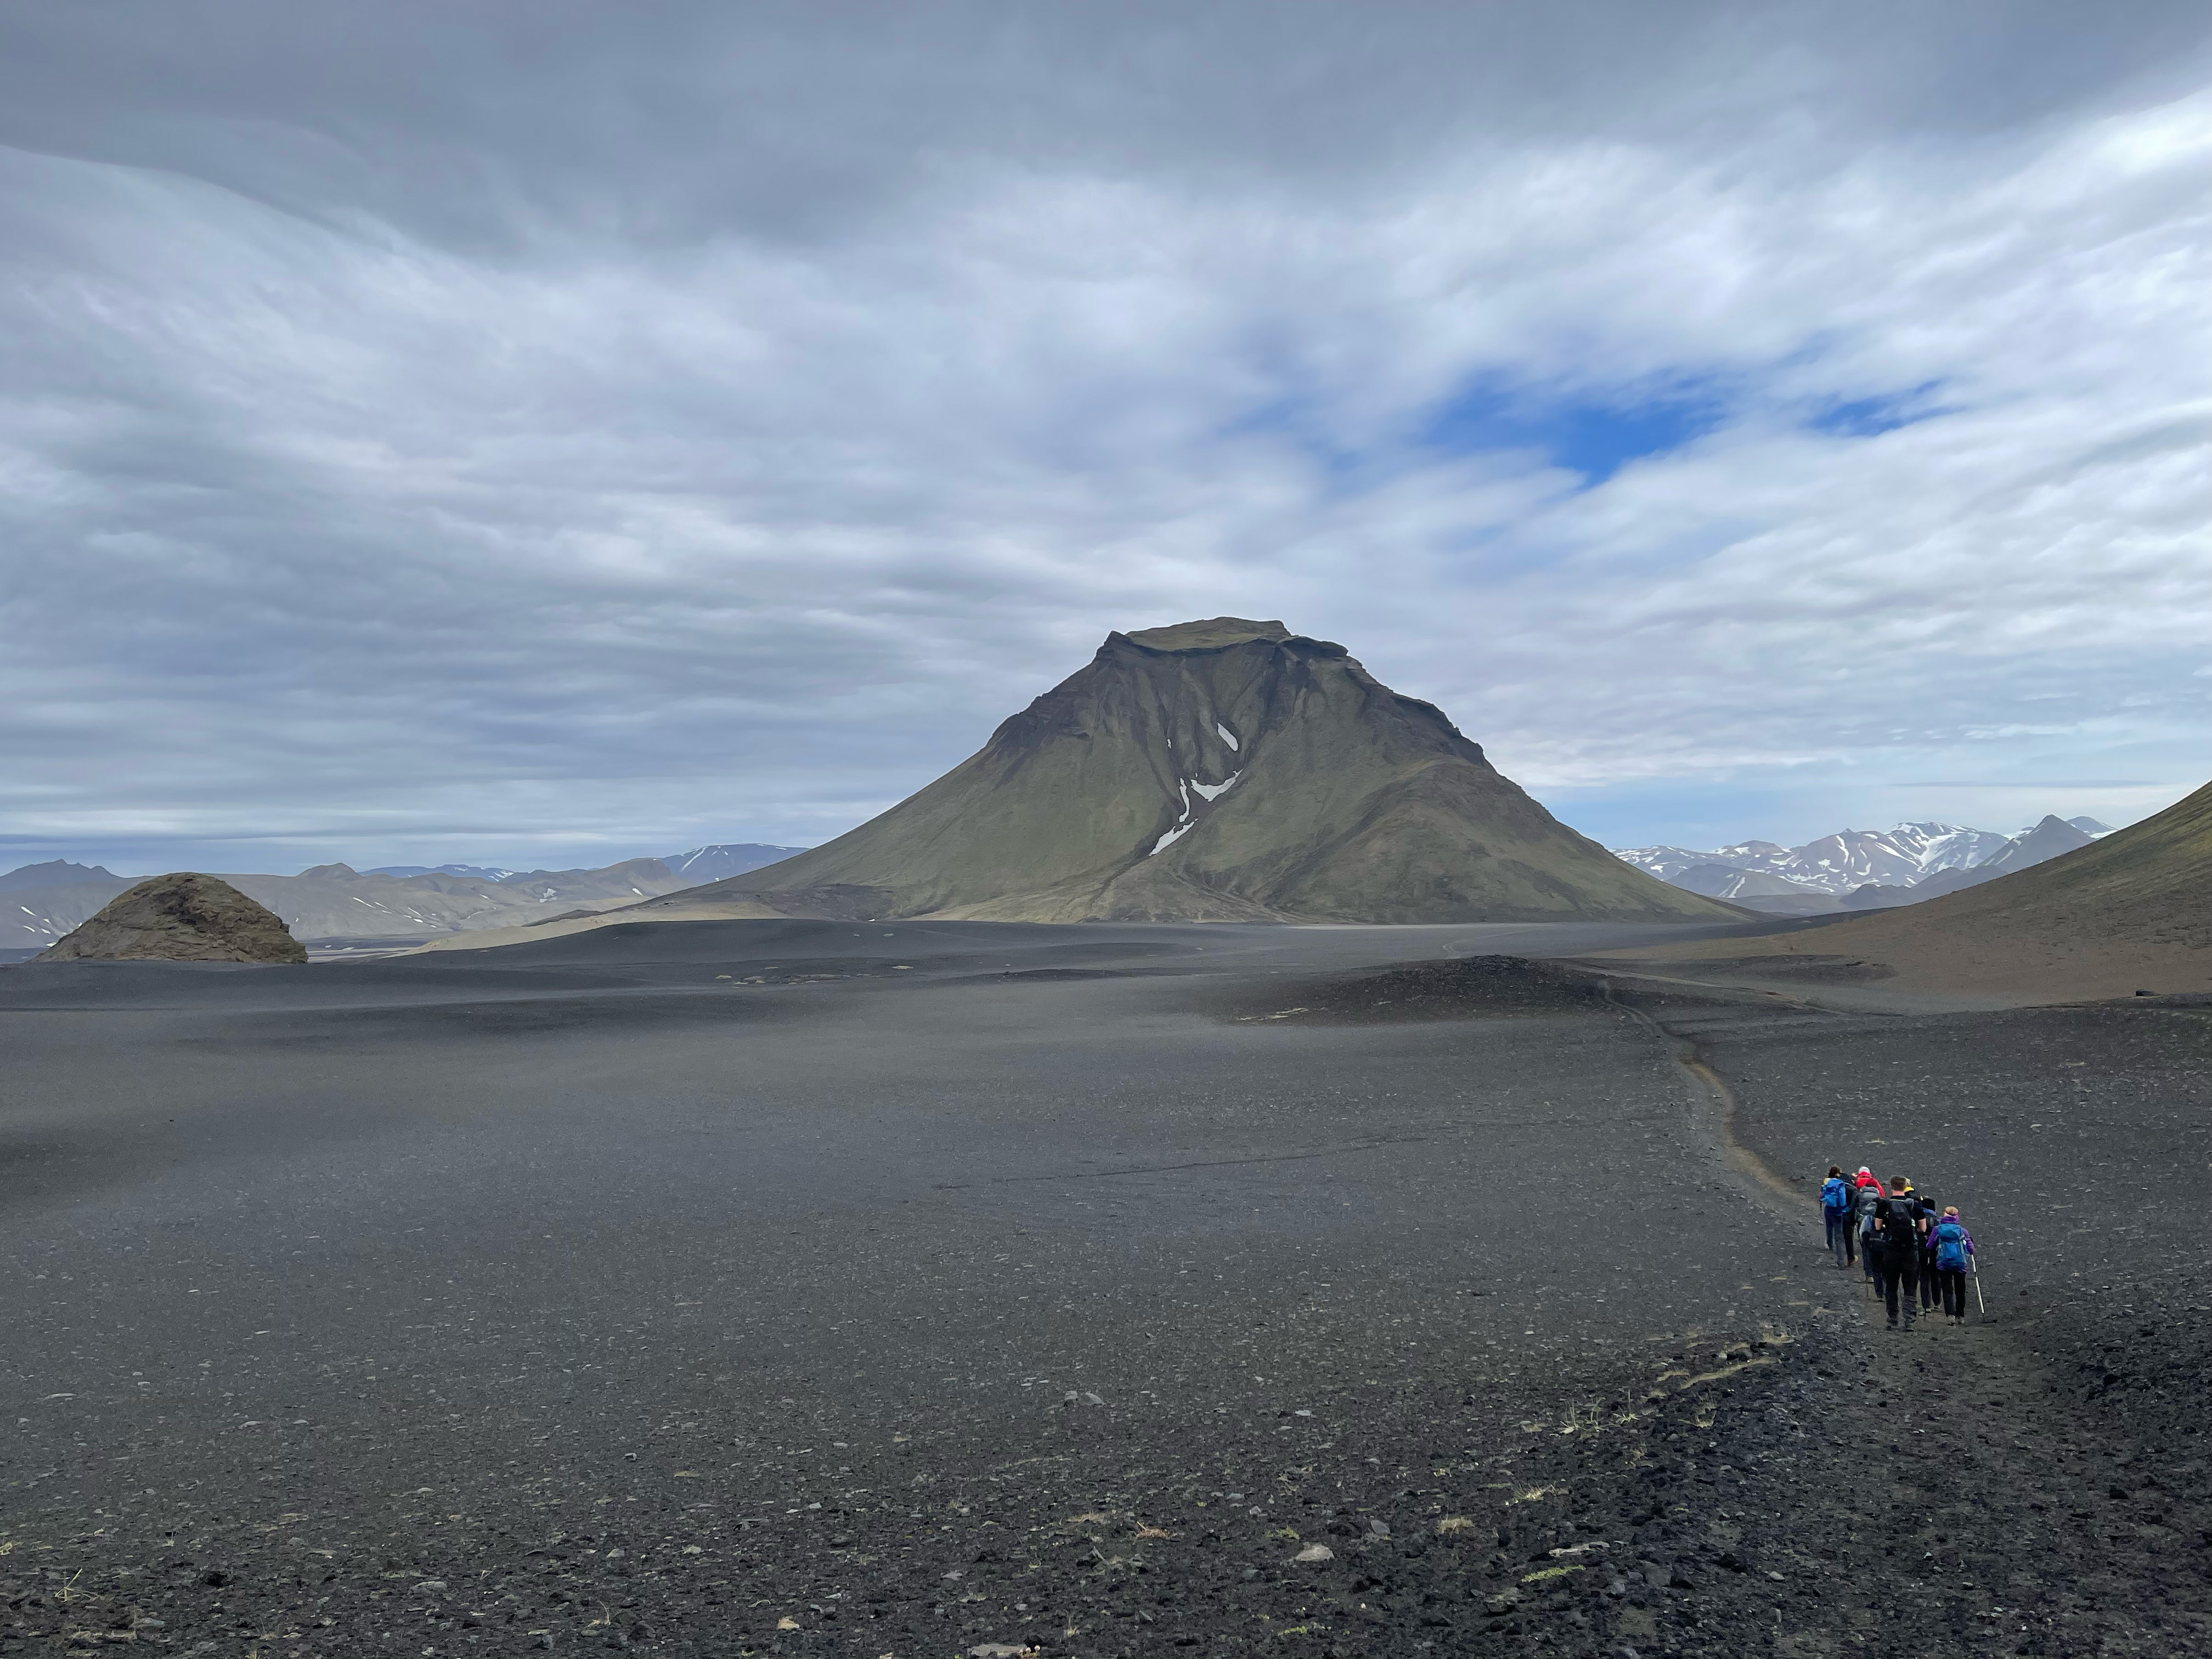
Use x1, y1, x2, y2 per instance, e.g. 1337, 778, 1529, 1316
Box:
1118, 617, 1296, 652
644, 621, 1732, 925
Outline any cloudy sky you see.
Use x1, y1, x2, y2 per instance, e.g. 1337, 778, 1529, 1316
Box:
4, 2, 2210, 876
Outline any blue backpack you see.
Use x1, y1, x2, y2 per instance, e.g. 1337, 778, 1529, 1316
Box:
1821, 1176, 1851, 1216
1932, 1220, 1968, 1272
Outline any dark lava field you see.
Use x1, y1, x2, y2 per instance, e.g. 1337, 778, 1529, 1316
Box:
3, 918, 2209, 1657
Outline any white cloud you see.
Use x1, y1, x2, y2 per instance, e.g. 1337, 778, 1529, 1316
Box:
0, 4, 2208, 868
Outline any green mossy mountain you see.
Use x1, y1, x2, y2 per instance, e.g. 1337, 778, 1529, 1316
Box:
651, 619, 1739, 925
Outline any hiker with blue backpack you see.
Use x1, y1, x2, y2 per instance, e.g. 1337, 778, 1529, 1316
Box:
1930, 1206, 1976, 1324
1820, 1166, 1856, 1268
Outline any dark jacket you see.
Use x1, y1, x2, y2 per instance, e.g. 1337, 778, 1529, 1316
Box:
1875, 1193, 1922, 1255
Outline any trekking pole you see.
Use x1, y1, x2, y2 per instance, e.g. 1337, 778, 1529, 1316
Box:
1972, 1259, 1985, 1317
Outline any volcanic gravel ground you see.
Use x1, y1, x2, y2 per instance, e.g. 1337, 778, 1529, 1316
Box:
2, 924, 2207, 1656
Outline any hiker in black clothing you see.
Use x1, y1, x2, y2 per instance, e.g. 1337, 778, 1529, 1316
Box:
1875, 1177, 1925, 1329
1915, 1192, 1943, 1313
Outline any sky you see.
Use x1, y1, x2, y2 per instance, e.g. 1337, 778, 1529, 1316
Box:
4, 1, 2210, 876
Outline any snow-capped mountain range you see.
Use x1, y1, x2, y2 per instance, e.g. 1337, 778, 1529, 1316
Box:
1615, 817, 2114, 905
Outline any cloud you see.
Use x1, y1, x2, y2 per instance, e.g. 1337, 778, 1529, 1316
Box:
0, 2, 2209, 870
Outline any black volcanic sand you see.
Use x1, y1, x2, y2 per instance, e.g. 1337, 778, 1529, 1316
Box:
2, 921, 2208, 1657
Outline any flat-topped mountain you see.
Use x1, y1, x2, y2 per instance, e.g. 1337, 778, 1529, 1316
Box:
644, 619, 1737, 925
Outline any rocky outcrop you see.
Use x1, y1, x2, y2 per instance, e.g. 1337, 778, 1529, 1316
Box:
644, 619, 1741, 926
35, 872, 309, 964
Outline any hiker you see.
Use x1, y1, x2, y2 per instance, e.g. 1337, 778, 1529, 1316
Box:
1874, 1177, 1925, 1329
1929, 1206, 1976, 1324
1853, 1171, 1885, 1290
1915, 1192, 1943, 1313
1820, 1166, 1855, 1268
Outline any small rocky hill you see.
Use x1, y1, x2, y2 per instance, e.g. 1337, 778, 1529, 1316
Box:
36, 873, 308, 964
644, 619, 1739, 926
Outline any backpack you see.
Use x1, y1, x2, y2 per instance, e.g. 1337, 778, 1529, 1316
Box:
1932, 1221, 1967, 1272
1821, 1177, 1850, 1216
1855, 1184, 1883, 1235
1878, 1196, 1920, 1251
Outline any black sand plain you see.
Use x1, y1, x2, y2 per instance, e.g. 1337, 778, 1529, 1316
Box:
3, 919, 2209, 1657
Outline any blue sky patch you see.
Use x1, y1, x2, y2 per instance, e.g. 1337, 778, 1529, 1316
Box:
1419, 373, 1733, 484
1809, 380, 1948, 437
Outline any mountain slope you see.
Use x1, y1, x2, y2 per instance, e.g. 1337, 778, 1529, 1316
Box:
645, 619, 1737, 926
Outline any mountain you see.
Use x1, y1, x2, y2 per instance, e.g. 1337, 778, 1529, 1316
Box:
659, 844, 810, 884
1612, 779, 2212, 1002
0, 857, 694, 951
1616, 821, 2017, 894
1669, 864, 1817, 901
37, 873, 307, 964
1837, 815, 2102, 911
365, 862, 524, 880
1975, 814, 2096, 877
0, 859, 118, 893
1617, 814, 2112, 906
633, 619, 1737, 926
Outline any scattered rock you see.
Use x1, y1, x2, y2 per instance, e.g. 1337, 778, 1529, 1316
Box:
1294, 1543, 1334, 1563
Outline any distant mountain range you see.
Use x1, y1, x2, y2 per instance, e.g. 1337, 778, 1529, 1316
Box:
0, 843, 808, 952
1614, 816, 2115, 913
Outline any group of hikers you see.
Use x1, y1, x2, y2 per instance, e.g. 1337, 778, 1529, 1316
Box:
1819, 1165, 1978, 1330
